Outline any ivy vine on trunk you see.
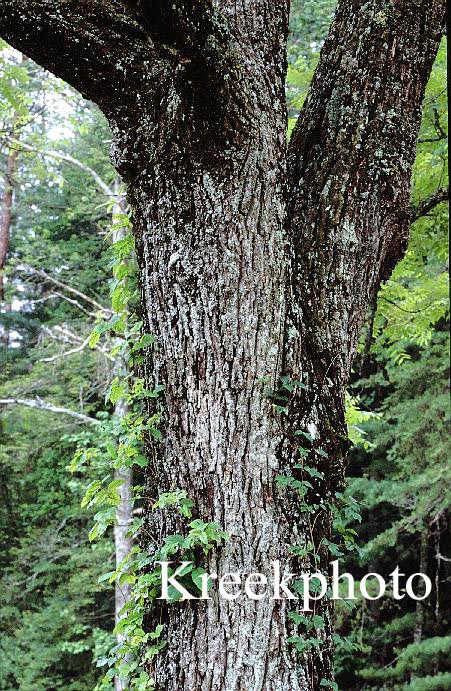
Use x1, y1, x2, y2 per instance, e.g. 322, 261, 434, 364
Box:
0, 1, 445, 689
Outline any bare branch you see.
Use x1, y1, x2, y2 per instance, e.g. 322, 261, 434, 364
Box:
41, 324, 83, 345
40, 330, 114, 362
433, 105, 447, 139
0, 397, 99, 424
3, 138, 115, 197
19, 265, 112, 315
40, 334, 92, 362
418, 135, 447, 144
411, 187, 448, 222
379, 296, 436, 314
418, 107, 447, 143
0, 1, 156, 114
28, 292, 98, 318
436, 552, 451, 563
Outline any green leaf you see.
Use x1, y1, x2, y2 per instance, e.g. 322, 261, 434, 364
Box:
88, 329, 101, 348
316, 449, 329, 459
320, 680, 338, 691
305, 466, 325, 480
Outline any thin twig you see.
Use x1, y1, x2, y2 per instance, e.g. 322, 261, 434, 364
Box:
2, 136, 116, 198
19, 265, 112, 314
0, 397, 99, 424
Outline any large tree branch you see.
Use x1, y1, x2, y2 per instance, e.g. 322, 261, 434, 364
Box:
287, 0, 446, 382
119, 0, 288, 60
0, 1, 249, 129
120, 0, 224, 53
0, 1, 157, 113
0, 2, 286, 157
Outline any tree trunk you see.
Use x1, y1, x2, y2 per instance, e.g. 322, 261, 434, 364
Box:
410, 530, 428, 683
0, 1, 445, 689
130, 45, 309, 691
413, 531, 428, 645
0, 137, 19, 351
0, 143, 19, 301
0, 53, 23, 303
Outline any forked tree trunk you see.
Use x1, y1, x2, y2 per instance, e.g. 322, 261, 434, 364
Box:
0, 1, 445, 689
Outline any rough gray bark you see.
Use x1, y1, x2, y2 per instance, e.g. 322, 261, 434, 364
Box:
0, 1, 445, 689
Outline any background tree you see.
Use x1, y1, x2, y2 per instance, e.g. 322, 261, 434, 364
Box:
0, 58, 118, 689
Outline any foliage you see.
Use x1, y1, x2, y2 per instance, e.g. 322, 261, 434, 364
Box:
69, 225, 230, 689
335, 332, 451, 689
372, 40, 448, 363
0, 50, 115, 690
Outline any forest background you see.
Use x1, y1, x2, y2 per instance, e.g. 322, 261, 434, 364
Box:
0, 1, 449, 689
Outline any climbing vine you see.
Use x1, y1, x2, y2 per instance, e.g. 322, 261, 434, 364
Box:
70, 222, 371, 688
265, 377, 367, 689
69, 205, 373, 690
70, 211, 229, 689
